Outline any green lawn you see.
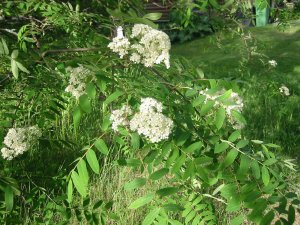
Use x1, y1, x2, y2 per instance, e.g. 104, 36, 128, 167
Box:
172, 20, 300, 155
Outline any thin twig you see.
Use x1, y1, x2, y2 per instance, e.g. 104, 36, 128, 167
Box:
0, 28, 18, 37
41, 47, 105, 58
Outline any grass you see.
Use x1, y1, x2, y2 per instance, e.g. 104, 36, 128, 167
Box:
172, 20, 300, 156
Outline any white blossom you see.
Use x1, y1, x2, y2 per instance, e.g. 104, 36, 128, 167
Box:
1, 126, 41, 160
140, 97, 163, 113
108, 27, 130, 59
130, 111, 173, 143
65, 65, 91, 99
110, 98, 173, 143
279, 85, 290, 96
192, 179, 202, 189
108, 24, 171, 69
129, 98, 173, 143
129, 52, 141, 64
110, 105, 133, 132
131, 24, 152, 38
116, 26, 124, 38
268, 60, 277, 67
130, 24, 171, 69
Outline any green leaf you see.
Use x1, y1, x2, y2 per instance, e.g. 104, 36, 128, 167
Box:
86, 149, 100, 174
200, 100, 214, 115
77, 160, 89, 185
128, 194, 154, 209
185, 210, 196, 224
142, 208, 160, 225
101, 115, 111, 131
107, 8, 124, 18
16, 62, 29, 73
261, 166, 270, 186
104, 90, 123, 105
144, 150, 159, 164
215, 107, 226, 130
230, 215, 244, 225
260, 211, 274, 225
222, 149, 239, 168
71, 171, 87, 197
184, 141, 203, 153
67, 180, 73, 203
251, 140, 264, 144
124, 178, 147, 191
11, 60, 18, 79
124, 17, 158, 29
1, 38, 9, 55
0, 42, 4, 55
79, 94, 92, 113
131, 133, 140, 150
231, 110, 246, 126
186, 89, 198, 97
11, 49, 18, 59
94, 139, 109, 155
196, 68, 205, 78
143, 12, 162, 21
149, 168, 169, 180
183, 160, 195, 180
214, 142, 229, 153
226, 198, 241, 212
212, 183, 225, 196
194, 156, 213, 165
86, 83, 96, 99
222, 0, 234, 8
163, 204, 184, 212
237, 154, 250, 178
171, 154, 186, 174
4, 186, 14, 211
285, 192, 297, 199
156, 187, 179, 197
265, 143, 280, 148
125, 158, 142, 167
263, 158, 277, 166
192, 95, 205, 107
288, 205, 295, 223
251, 161, 261, 179
228, 130, 241, 142
73, 106, 82, 128
236, 140, 249, 149
216, 89, 232, 101
221, 184, 237, 200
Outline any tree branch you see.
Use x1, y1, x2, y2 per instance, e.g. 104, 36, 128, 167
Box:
40, 47, 105, 58
0, 28, 18, 37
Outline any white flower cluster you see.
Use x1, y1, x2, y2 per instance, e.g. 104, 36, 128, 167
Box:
199, 89, 244, 130
279, 85, 290, 96
268, 60, 277, 67
139, 97, 163, 114
65, 65, 91, 99
107, 26, 130, 59
110, 98, 173, 143
1, 126, 41, 160
110, 105, 133, 131
108, 24, 171, 69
